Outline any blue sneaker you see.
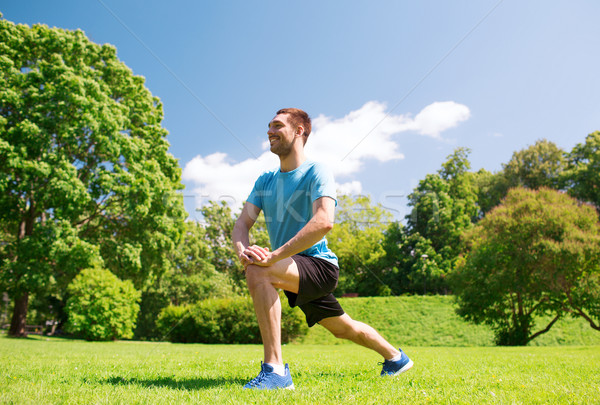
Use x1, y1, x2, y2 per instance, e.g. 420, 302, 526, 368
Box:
243, 362, 295, 390
380, 349, 414, 376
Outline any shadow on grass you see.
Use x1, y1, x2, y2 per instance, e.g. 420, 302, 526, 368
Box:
102, 375, 246, 390
1, 333, 87, 342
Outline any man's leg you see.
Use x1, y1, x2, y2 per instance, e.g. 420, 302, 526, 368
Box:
319, 313, 414, 376
318, 314, 399, 360
245, 258, 300, 365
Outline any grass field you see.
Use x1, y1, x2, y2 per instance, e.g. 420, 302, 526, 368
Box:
2, 335, 599, 404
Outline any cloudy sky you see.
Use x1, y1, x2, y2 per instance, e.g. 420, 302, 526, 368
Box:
3, 1, 599, 220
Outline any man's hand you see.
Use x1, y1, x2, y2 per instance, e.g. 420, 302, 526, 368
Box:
232, 202, 264, 270
242, 245, 277, 267
237, 250, 254, 268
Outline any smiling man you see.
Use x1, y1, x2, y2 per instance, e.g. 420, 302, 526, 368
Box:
232, 108, 413, 390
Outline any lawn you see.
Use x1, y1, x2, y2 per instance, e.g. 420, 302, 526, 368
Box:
2, 335, 599, 404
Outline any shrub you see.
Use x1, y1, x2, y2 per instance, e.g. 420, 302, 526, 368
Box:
65, 268, 141, 341
157, 293, 308, 344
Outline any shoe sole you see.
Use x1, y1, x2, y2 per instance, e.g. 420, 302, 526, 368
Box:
390, 359, 414, 376
243, 383, 295, 390
393, 360, 415, 375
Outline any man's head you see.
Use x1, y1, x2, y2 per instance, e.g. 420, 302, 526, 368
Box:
275, 108, 311, 145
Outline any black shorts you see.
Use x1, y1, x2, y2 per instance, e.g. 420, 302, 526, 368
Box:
284, 254, 345, 327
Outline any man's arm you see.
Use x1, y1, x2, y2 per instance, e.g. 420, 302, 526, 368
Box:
244, 196, 335, 266
232, 202, 261, 268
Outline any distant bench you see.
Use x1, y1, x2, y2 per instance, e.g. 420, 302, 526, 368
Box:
0, 324, 43, 333
1, 321, 59, 335
25, 325, 44, 334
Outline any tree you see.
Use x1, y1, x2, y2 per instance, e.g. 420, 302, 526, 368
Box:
163, 221, 234, 305
379, 221, 450, 295
0, 18, 186, 336
200, 200, 269, 291
135, 221, 235, 339
473, 140, 567, 215
502, 139, 565, 190
377, 221, 406, 294
563, 131, 600, 209
327, 195, 392, 296
472, 168, 508, 216
451, 188, 600, 345
404, 148, 478, 274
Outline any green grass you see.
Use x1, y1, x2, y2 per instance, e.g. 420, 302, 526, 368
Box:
2, 335, 599, 404
299, 296, 600, 346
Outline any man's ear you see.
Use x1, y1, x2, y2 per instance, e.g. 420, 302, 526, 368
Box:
296, 126, 305, 137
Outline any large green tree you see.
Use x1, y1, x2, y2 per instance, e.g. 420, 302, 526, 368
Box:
476, 139, 566, 214
379, 219, 449, 295
451, 187, 600, 345
503, 139, 565, 190
472, 168, 509, 216
406, 148, 479, 255
563, 131, 600, 209
0, 18, 186, 336
402, 148, 479, 287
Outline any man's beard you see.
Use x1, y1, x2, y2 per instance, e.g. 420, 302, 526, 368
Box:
270, 140, 294, 157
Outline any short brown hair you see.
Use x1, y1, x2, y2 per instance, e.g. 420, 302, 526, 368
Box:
277, 108, 312, 143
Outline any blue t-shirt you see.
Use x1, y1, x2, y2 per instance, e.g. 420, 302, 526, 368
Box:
246, 160, 338, 266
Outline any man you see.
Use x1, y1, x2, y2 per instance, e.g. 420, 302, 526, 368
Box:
232, 108, 412, 390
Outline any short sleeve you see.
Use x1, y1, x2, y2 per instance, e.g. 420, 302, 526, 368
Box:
246, 174, 265, 209
310, 163, 337, 206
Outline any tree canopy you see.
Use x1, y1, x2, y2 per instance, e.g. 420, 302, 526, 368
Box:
451, 187, 600, 345
0, 18, 185, 336
563, 131, 600, 209
393, 148, 479, 292
406, 148, 478, 257
502, 139, 565, 190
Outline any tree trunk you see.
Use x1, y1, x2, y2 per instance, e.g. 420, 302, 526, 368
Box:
8, 209, 35, 338
527, 312, 562, 342
8, 292, 29, 337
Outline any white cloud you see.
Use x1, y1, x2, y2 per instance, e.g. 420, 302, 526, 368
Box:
305, 100, 470, 175
305, 101, 408, 177
182, 151, 278, 208
411, 101, 471, 138
182, 100, 470, 211
336, 181, 362, 196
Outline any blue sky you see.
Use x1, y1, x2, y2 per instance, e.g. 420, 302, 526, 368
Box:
3, 1, 600, 220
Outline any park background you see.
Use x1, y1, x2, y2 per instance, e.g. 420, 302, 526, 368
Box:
1, 1, 600, 403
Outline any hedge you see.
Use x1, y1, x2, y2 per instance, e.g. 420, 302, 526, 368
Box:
157, 293, 308, 344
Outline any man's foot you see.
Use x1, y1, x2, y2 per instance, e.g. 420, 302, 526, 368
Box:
380, 349, 414, 376
243, 362, 295, 390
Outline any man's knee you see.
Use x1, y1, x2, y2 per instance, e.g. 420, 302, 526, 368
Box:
245, 265, 269, 291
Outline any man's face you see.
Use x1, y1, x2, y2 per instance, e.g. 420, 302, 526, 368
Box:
267, 113, 298, 156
